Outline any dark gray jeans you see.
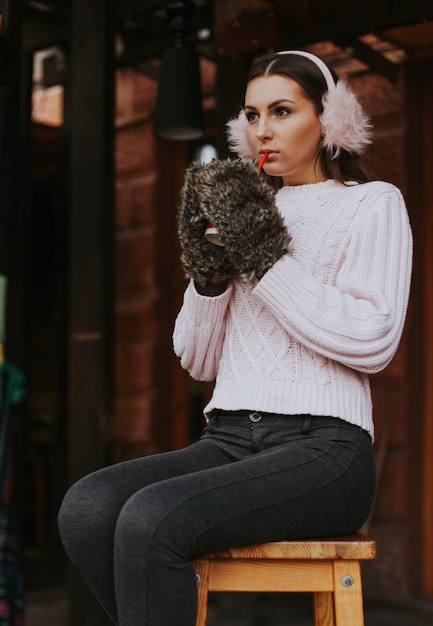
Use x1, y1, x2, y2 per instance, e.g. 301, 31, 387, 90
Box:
58, 413, 375, 626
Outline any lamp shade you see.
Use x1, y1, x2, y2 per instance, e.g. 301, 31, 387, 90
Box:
154, 46, 204, 141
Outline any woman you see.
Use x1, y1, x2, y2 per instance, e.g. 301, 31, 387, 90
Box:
58, 50, 412, 626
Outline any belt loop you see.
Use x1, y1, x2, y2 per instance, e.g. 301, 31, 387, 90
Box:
301, 415, 312, 433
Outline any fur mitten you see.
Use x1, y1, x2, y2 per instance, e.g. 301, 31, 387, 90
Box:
193, 158, 292, 281
177, 161, 236, 287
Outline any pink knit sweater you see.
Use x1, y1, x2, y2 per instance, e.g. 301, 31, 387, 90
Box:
173, 179, 413, 439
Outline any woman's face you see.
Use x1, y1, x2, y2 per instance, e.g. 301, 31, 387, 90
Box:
244, 74, 326, 186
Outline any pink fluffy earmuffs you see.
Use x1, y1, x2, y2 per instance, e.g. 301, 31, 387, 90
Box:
226, 50, 372, 160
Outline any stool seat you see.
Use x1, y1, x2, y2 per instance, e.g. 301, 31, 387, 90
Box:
193, 532, 376, 626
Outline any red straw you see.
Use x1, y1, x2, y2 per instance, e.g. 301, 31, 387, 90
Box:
258, 151, 269, 169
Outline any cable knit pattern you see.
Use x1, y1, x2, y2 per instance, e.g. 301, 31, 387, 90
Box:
173, 179, 413, 439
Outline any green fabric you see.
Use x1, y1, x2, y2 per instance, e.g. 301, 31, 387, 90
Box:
0, 364, 25, 405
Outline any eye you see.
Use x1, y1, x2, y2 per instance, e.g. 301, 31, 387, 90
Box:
274, 106, 291, 118
245, 110, 259, 123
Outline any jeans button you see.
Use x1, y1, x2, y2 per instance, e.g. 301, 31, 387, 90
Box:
249, 412, 262, 422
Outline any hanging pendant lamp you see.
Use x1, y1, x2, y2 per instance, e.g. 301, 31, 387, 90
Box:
154, 1, 204, 141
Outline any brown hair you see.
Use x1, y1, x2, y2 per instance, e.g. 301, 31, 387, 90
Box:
247, 53, 375, 185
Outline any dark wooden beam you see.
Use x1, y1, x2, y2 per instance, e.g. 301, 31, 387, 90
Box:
20, 0, 433, 62
215, 52, 252, 157
67, 0, 115, 623
115, 0, 161, 21
34, 0, 72, 17
23, 10, 70, 51
274, 1, 433, 49
334, 37, 401, 82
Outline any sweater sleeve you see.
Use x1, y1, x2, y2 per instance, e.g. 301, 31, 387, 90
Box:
172, 279, 233, 381
253, 187, 413, 373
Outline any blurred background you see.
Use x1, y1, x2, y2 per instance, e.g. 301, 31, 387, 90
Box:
0, 1, 433, 624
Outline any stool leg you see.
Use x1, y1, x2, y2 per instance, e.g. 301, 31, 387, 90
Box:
333, 561, 365, 626
313, 592, 335, 626
194, 560, 210, 626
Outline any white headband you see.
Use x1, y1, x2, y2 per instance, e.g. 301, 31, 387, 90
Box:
277, 50, 336, 92
227, 50, 372, 159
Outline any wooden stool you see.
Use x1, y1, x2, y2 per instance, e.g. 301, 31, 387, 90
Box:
194, 532, 376, 626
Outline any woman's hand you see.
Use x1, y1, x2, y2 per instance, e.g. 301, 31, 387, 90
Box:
177, 161, 236, 288
192, 158, 292, 281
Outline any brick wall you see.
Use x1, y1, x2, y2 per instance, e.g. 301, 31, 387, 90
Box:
114, 68, 161, 461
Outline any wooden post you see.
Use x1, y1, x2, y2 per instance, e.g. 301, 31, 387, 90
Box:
67, 0, 114, 623
213, 0, 254, 157
1, 0, 31, 550
215, 52, 252, 158
405, 58, 432, 597
153, 139, 189, 452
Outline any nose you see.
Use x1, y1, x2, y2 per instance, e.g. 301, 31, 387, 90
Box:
256, 115, 272, 141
